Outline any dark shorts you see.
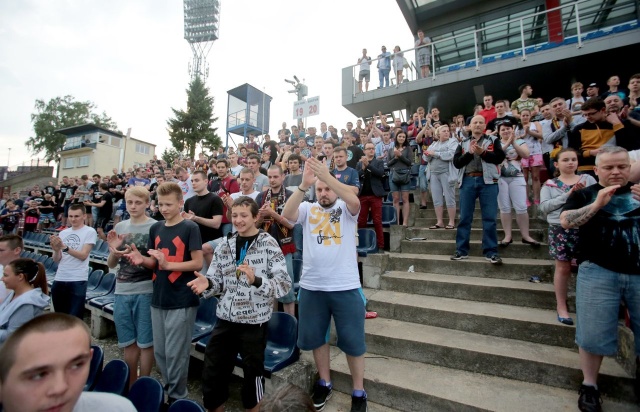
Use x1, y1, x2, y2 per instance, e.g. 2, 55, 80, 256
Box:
95, 217, 110, 231
548, 224, 578, 261
297, 288, 366, 356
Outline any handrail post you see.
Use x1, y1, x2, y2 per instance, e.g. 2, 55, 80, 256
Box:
519, 18, 527, 60
431, 43, 436, 80
575, 2, 583, 48
473, 31, 479, 70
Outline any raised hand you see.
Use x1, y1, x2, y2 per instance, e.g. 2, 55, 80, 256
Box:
123, 244, 144, 265
147, 249, 168, 269
237, 263, 256, 285
302, 158, 319, 187
594, 185, 620, 208
187, 271, 209, 294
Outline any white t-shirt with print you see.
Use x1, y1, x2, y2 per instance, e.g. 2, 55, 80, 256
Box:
55, 225, 97, 282
296, 199, 360, 291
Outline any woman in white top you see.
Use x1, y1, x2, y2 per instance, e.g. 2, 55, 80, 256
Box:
392, 46, 404, 88
497, 122, 540, 246
424, 125, 459, 229
514, 109, 543, 206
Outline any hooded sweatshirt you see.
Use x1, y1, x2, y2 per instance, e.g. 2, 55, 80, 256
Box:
539, 175, 597, 224
202, 231, 291, 325
0, 288, 50, 344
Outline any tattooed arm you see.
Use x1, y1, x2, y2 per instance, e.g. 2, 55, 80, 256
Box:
560, 185, 620, 229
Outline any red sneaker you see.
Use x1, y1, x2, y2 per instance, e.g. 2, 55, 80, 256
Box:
365, 311, 378, 319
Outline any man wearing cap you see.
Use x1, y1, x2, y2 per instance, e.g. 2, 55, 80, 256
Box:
586, 83, 600, 99
377, 46, 391, 88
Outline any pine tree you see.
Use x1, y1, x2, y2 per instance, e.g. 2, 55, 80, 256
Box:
167, 76, 221, 159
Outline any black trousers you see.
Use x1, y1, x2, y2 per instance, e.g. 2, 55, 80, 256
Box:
202, 319, 267, 410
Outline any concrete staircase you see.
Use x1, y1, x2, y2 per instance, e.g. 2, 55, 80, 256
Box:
306, 201, 638, 411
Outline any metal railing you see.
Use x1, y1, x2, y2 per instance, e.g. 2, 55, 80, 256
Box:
347, 0, 638, 96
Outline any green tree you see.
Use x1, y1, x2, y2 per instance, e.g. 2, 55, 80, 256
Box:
161, 147, 182, 168
167, 76, 221, 159
27, 95, 119, 163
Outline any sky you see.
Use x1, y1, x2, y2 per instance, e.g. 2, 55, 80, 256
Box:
0, 0, 412, 172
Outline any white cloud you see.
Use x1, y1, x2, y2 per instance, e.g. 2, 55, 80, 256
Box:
0, 0, 410, 174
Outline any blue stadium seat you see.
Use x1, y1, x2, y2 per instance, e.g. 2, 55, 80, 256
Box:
464, 61, 476, 68
128, 377, 164, 412
35, 253, 48, 264
87, 270, 105, 291
192, 297, 219, 342
92, 359, 129, 397
88, 292, 115, 309
562, 36, 578, 45
447, 64, 461, 72
357, 228, 379, 257
612, 21, 637, 33
500, 51, 516, 60
20, 249, 29, 258
22, 231, 35, 246
381, 205, 397, 227
104, 303, 114, 315
84, 345, 104, 391
85, 272, 116, 301
481, 56, 496, 64
264, 312, 299, 376
168, 399, 206, 412
195, 334, 210, 353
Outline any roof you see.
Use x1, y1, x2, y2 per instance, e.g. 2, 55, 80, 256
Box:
54, 123, 124, 137
54, 123, 156, 146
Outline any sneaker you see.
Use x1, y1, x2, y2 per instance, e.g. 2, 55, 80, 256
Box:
578, 384, 602, 412
450, 252, 469, 261
486, 254, 503, 264
312, 380, 333, 411
351, 391, 368, 412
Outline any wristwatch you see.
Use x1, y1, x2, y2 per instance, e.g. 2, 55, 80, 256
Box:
62, 246, 69, 253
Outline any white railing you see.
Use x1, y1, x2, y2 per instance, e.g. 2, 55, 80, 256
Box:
347, 0, 637, 96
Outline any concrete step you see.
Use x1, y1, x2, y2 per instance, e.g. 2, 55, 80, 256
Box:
406, 227, 547, 242
415, 207, 535, 219
380, 271, 571, 310
313, 346, 638, 412
386, 253, 553, 282
364, 318, 634, 401
324, 389, 400, 412
366, 289, 574, 347
414, 217, 548, 229
401, 238, 550, 259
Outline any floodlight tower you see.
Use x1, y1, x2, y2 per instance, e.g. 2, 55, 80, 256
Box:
183, 0, 220, 81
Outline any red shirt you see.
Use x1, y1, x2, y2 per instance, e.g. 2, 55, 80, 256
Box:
215, 175, 239, 224
479, 107, 497, 124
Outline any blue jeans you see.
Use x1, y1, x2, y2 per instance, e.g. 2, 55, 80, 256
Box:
455, 176, 499, 257
51, 280, 87, 319
576, 261, 640, 356
419, 164, 429, 193
378, 69, 390, 88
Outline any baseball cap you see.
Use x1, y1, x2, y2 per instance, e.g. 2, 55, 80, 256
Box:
587, 82, 599, 88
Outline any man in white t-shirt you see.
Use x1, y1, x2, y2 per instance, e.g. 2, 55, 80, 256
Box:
281, 157, 367, 412
176, 167, 196, 201
0, 234, 24, 304
0, 313, 136, 412
228, 153, 244, 177
49, 203, 97, 319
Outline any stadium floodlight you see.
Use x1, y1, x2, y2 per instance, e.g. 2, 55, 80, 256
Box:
184, 0, 220, 81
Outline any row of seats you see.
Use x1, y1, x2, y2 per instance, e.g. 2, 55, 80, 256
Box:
445, 20, 638, 72
85, 348, 204, 411
22, 232, 111, 263
19, 250, 58, 284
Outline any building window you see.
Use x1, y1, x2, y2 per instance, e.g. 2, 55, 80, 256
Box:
109, 135, 122, 148
78, 155, 90, 167
63, 158, 75, 169
136, 143, 150, 155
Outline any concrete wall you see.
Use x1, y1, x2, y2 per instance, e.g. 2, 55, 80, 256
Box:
0, 166, 54, 195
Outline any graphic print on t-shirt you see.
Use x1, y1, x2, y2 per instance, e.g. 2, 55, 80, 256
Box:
309, 205, 343, 245
64, 234, 82, 252
154, 235, 186, 283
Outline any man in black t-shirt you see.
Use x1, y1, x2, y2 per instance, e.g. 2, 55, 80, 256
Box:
182, 170, 224, 268
59, 176, 76, 227
486, 100, 518, 134
85, 183, 113, 240
560, 146, 640, 411
262, 134, 279, 165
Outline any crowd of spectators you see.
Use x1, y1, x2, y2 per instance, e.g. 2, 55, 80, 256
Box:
1, 71, 640, 412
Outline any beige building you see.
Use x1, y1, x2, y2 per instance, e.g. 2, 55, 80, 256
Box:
56, 124, 156, 178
